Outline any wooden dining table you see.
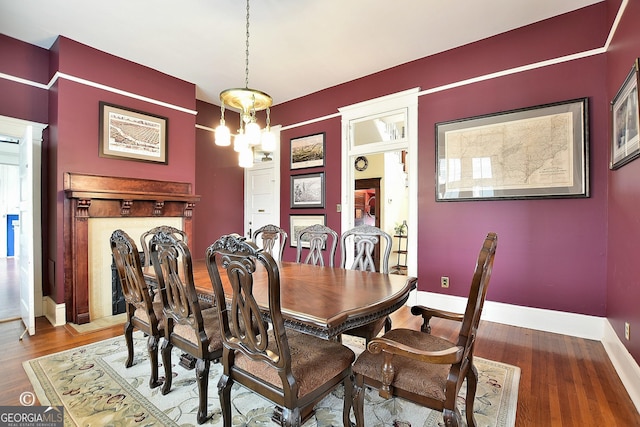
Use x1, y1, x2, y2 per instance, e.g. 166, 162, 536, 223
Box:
144, 260, 417, 340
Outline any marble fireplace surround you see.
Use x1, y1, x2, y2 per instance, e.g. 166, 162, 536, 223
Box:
64, 172, 200, 325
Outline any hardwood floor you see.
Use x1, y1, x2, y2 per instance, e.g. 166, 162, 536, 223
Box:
0, 257, 20, 320
1, 308, 638, 426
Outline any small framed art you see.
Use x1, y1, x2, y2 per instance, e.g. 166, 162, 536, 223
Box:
99, 102, 168, 164
611, 59, 640, 170
291, 172, 325, 208
290, 132, 325, 169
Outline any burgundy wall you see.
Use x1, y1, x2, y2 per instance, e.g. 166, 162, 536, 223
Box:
272, 2, 610, 315
0, 34, 48, 124
193, 100, 244, 257
605, 0, 640, 364
48, 37, 197, 305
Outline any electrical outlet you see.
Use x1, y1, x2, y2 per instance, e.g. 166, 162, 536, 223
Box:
625, 322, 630, 340
441, 276, 449, 288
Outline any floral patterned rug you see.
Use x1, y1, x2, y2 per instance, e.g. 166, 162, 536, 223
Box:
23, 332, 519, 426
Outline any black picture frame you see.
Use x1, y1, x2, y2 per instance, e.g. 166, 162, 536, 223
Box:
436, 98, 589, 201
610, 59, 640, 170
290, 172, 325, 208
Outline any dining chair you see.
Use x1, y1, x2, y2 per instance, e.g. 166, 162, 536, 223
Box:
295, 223, 338, 267
149, 229, 223, 424
253, 224, 288, 261
351, 232, 498, 427
206, 234, 355, 427
339, 224, 393, 343
140, 225, 187, 267
109, 229, 164, 389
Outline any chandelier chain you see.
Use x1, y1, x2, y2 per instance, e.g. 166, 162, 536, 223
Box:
245, 0, 250, 89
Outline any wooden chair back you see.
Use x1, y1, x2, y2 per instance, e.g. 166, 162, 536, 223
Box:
295, 224, 338, 267
340, 224, 392, 273
111, 229, 154, 318
109, 229, 162, 388
456, 232, 497, 357
150, 229, 223, 424
149, 230, 206, 354
207, 234, 285, 369
140, 225, 187, 267
253, 224, 288, 261
206, 234, 356, 426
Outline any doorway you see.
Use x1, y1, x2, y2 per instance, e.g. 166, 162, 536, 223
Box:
339, 88, 418, 278
6, 214, 19, 256
355, 178, 381, 271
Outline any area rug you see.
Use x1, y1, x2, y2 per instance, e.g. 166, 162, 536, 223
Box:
24, 332, 520, 426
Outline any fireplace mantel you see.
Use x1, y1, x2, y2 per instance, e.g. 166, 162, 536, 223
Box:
64, 172, 200, 324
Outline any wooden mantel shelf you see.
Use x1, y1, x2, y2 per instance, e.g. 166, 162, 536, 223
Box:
63, 172, 200, 324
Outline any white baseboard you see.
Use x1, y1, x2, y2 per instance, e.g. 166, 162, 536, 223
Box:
413, 291, 640, 413
602, 319, 640, 412
43, 296, 66, 327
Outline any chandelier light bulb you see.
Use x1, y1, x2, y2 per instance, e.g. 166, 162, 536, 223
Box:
214, 123, 231, 146
238, 147, 254, 168
261, 130, 276, 152
234, 132, 248, 153
245, 121, 262, 146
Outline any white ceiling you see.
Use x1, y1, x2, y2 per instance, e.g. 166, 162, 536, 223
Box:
0, 0, 602, 106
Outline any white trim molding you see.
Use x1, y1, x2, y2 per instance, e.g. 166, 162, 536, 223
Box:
413, 291, 640, 413
602, 319, 640, 412
43, 296, 65, 327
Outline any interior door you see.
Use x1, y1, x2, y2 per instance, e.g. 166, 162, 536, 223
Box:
245, 166, 278, 240
18, 126, 35, 337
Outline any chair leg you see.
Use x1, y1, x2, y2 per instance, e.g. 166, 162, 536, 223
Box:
280, 406, 301, 427
465, 365, 479, 427
124, 321, 134, 368
342, 374, 354, 427
147, 334, 162, 388
217, 374, 233, 427
384, 316, 392, 333
353, 374, 366, 427
195, 358, 210, 424
442, 408, 461, 427
160, 339, 173, 395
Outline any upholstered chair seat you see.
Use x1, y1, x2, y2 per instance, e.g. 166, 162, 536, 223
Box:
352, 328, 453, 401
234, 328, 355, 398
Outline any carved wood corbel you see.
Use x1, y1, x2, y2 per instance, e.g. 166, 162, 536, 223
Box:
153, 201, 165, 216
121, 200, 134, 216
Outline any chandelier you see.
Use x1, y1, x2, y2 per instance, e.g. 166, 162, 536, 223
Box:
214, 0, 275, 168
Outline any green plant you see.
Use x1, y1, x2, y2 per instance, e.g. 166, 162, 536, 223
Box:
394, 221, 407, 236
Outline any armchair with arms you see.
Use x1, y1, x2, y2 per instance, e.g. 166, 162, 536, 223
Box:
352, 232, 498, 427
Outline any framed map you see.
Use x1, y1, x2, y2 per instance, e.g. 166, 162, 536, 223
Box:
436, 98, 589, 201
